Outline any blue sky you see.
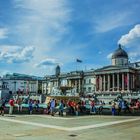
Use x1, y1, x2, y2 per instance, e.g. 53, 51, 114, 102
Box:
0, 0, 140, 76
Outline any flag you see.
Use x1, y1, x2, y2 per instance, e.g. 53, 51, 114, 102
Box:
76, 59, 82, 63
124, 75, 128, 86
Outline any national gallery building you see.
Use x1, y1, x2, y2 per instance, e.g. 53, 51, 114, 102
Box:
95, 45, 140, 94
43, 44, 140, 97
1, 44, 139, 98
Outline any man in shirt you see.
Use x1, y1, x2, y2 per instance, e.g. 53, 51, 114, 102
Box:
50, 99, 55, 116
9, 98, 15, 115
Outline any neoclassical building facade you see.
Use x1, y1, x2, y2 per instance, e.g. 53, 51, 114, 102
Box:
95, 45, 140, 94
43, 70, 96, 96
43, 44, 140, 96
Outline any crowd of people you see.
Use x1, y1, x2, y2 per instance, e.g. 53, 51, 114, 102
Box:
0, 95, 140, 116
111, 98, 140, 115
0, 96, 40, 116
45, 98, 103, 116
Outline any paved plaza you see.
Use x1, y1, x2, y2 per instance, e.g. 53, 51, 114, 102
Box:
0, 115, 140, 140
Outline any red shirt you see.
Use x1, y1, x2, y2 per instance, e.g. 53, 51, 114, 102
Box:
9, 99, 14, 106
91, 101, 95, 107
72, 102, 76, 107
67, 101, 71, 106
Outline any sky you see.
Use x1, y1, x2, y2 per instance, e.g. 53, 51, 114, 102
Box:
0, 0, 140, 77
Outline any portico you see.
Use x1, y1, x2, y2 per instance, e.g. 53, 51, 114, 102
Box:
95, 45, 137, 94
95, 67, 136, 93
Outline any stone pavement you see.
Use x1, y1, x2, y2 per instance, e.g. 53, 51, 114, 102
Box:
0, 115, 140, 140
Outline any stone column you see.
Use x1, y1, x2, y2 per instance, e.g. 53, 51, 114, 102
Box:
79, 79, 81, 93
96, 76, 99, 92
103, 75, 106, 92
117, 73, 119, 91
76, 80, 78, 93
122, 73, 124, 91
112, 74, 115, 92
133, 74, 135, 89
70, 80, 72, 87
108, 74, 110, 91
130, 74, 133, 90
127, 73, 130, 92
98, 76, 100, 91
100, 76, 102, 91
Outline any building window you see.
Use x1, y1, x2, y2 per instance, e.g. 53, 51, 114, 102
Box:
121, 59, 123, 65
88, 87, 91, 92
84, 79, 86, 84
83, 88, 86, 92
89, 79, 91, 84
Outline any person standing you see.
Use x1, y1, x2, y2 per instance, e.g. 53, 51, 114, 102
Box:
0, 98, 6, 116
9, 98, 15, 115
50, 99, 55, 116
59, 100, 64, 116
75, 102, 80, 116
112, 101, 116, 116
90, 100, 96, 114
28, 99, 33, 115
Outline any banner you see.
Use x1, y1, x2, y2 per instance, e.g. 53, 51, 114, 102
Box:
124, 75, 128, 86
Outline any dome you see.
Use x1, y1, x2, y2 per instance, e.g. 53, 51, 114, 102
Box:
55, 65, 60, 76
112, 44, 128, 59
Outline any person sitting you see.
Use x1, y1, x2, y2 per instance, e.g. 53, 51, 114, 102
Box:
35, 100, 39, 112
17, 98, 23, 112
98, 100, 103, 115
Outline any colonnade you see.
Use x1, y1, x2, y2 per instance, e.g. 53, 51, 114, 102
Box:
67, 79, 82, 93
96, 73, 135, 92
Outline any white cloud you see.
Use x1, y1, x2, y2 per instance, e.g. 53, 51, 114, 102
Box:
0, 46, 35, 63
35, 58, 61, 68
0, 28, 8, 39
11, 0, 72, 75
14, 0, 71, 41
117, 24, 140, 62
107, 53, 113, 59
128, 52, 140, 61
129, 52, 140, 58
118, 24, 140, 45
0, 45, 21, 52
94, 12, 132, 33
